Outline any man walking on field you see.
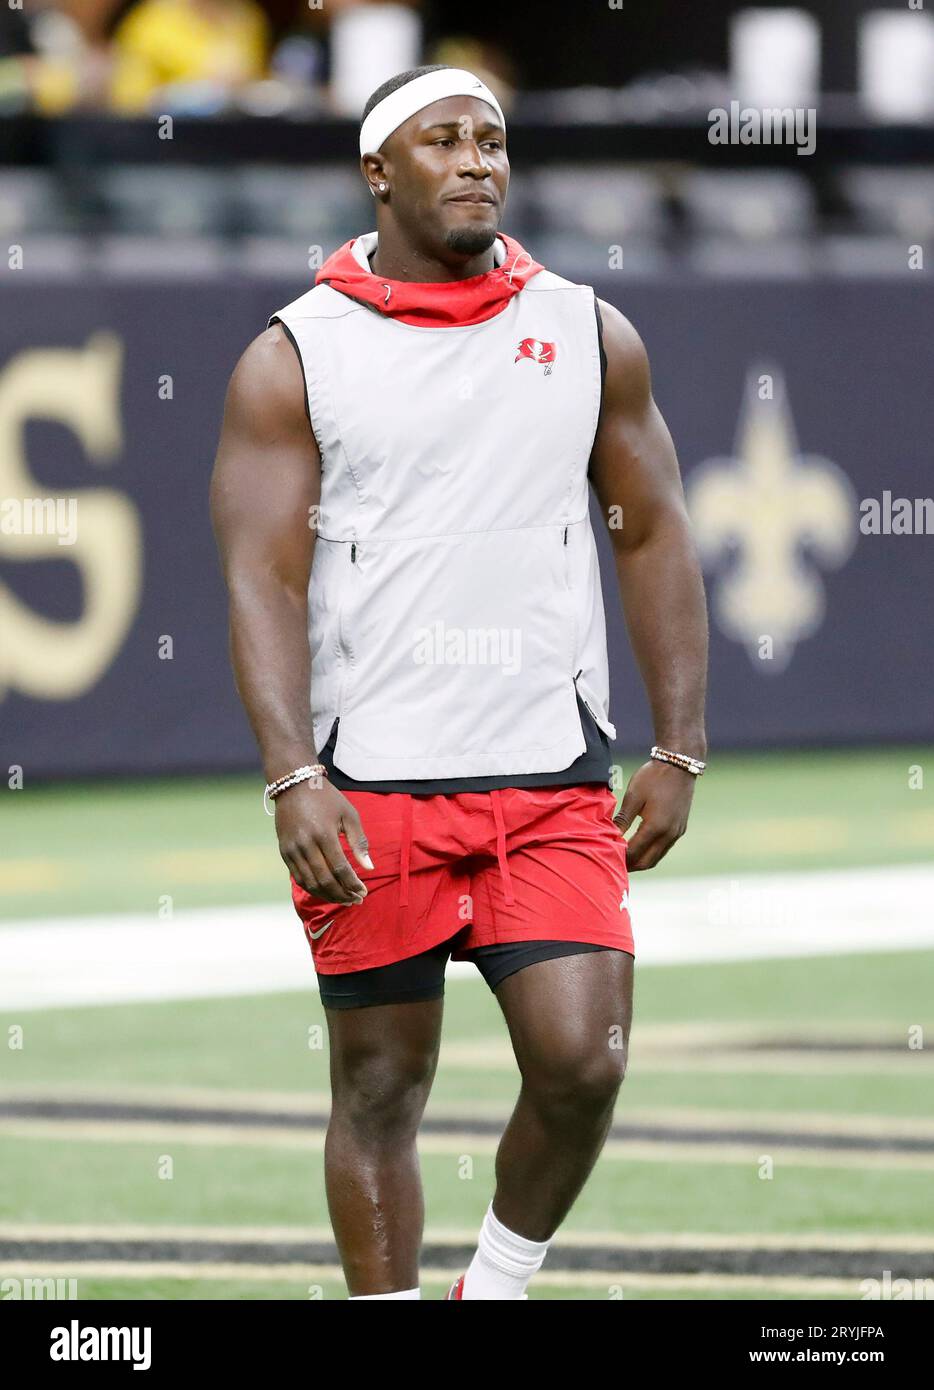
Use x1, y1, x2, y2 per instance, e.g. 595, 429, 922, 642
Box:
210, 65, 708, 1300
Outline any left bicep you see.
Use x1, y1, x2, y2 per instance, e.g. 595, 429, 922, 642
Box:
588, 299, 689, 551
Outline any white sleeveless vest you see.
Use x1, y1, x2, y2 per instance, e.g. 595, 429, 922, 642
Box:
270, 233, 616, 780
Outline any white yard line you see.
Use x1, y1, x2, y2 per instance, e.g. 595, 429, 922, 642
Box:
1, 863, 932, 1012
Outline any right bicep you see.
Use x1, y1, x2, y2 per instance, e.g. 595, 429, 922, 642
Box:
209, 326, 320, 594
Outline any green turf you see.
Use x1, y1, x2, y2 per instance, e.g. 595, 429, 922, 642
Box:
35, 1277, 854, 1301
2, 746, 933, 920
2, 1132, 931, 1236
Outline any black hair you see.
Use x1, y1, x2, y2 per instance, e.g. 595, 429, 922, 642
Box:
360, 65, 454, 126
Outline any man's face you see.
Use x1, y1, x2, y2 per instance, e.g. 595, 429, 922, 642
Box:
374, 94, 509, 257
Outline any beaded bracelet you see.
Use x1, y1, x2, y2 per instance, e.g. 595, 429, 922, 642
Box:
650, 745, 706, 777
263, 763, 327, 816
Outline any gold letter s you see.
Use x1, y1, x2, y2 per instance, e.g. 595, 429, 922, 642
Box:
0, 333, 142, 700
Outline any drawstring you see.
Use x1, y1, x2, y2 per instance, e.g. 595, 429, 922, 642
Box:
505, 250, 533, 284
399, 794, 413, 909
489, 789, 516, 906
397, 791, 515, 913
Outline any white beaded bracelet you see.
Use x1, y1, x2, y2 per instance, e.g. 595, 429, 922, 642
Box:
263, 763, 327, 816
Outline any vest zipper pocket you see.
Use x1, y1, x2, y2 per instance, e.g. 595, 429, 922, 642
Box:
564, 523, 577, 670
337, 540, 357, 705
573, 668, 597, 721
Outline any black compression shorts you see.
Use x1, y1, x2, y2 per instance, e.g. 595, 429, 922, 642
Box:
316, 932, 623, 1010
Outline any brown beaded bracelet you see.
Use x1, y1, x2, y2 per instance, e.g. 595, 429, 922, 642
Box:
650, 745, 706, 777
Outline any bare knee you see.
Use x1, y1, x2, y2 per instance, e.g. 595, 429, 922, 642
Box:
520, 1038, 627, 1121
331, 1043, 436, 1144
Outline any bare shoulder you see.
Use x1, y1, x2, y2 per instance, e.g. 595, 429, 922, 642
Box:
224, 324, 308, 437
596, 297, 652, 412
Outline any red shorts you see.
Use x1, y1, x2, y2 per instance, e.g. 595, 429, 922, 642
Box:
290, 783, 633, 975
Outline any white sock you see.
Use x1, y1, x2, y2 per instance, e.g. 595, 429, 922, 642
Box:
462, 1202, 550, 1300
350, 1287, 421, 1300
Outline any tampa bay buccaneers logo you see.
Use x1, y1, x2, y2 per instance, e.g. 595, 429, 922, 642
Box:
514, 338, 557, 375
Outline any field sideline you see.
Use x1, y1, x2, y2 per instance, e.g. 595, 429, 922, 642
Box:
2, 747, 932, 1300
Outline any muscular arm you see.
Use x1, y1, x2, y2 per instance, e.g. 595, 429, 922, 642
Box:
209, 326, 371, 903
589, 300, 708, 870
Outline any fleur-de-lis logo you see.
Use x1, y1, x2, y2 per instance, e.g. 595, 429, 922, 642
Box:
686, 368, 856, 671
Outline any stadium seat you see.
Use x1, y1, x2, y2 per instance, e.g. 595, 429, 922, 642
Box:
530, 164, 669, 242
235, 236, 325, 278
688, 236, 814, 277
679, 169, 817, 241
839, 167, 934, 240
0, 168, 73, 235
534, 234, 673, 280
820, 234, 923, 276
98, 166, 236, 237
526, 165, 670, 279
232, 166, 370, 242
2, 235, 92, 276
95, 235, 228, 278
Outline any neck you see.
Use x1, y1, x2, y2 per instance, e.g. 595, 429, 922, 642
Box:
369, 221, 497, 282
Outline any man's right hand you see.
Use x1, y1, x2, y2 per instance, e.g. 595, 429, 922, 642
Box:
275, 779, 373, 905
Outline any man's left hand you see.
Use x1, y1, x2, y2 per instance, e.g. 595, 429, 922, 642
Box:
613, 759, 697, 871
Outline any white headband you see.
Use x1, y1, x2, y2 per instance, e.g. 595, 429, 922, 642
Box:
359, 67, 506, 158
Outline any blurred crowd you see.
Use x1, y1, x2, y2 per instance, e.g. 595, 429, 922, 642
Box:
0, 0, 511, 118
4, 2, 934, 125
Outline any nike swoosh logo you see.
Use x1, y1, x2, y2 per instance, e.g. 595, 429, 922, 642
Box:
308, 919, 334, 941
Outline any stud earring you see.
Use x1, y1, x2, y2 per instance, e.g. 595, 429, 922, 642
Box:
378, 182, 388, 192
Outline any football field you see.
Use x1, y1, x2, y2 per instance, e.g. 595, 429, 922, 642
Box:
2, 747, 933, 1300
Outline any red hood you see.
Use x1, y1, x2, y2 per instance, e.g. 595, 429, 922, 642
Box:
315, 233, 544, 327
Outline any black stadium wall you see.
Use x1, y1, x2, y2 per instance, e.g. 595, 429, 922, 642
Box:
1, 272, 932, 779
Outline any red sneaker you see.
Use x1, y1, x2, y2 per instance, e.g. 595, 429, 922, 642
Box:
444, 1275, 530, 1300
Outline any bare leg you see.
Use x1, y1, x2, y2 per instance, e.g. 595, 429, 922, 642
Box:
490, 949, 634, 1240
324, 997, 444, 1294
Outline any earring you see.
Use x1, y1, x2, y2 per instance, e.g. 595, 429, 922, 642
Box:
378, 182, 388, 192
